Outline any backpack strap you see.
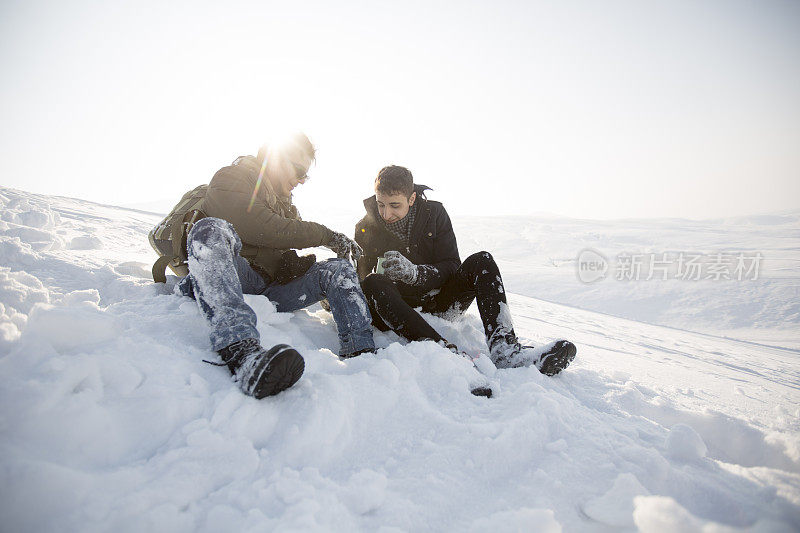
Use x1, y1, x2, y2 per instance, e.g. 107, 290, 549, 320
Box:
152, 256, 172, 284
149, 185, 208, 283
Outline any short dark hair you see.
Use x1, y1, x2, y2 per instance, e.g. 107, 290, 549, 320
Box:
375, 165, 414, 197
257, 132, 316, 165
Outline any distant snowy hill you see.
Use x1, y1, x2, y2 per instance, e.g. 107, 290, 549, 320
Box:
452, 211, 800, 349
1, 186, 799, 532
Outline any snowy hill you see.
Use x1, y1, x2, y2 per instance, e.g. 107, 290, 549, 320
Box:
451, 212, 800, 349
1, 186, 799, 532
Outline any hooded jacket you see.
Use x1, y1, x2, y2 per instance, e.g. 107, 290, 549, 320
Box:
202, 155, 333, 279
354, 184, 461, 299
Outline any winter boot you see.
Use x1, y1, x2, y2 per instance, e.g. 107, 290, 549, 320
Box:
490, 332, 576, 376
530, 340, 577, 376
218, 338, 305, 399
488, 328, 522, 367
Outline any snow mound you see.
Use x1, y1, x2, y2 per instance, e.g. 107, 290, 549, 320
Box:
666, 423, 708, 462
68, 235, 104, 250
582, 473, 651, 527
633, 495, 791, 532
23, 301, 121, 352
1, 186, 799, 532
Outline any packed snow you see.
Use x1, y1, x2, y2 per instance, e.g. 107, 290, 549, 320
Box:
1, 185, 799, 532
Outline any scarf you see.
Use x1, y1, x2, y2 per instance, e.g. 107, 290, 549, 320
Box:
382, 202, 417, 245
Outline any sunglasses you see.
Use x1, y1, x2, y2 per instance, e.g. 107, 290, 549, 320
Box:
291, 162, 310, 183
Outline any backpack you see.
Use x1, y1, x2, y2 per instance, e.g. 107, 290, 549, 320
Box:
148, 185, 208, 283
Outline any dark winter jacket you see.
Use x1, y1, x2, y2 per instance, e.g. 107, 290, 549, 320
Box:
203, 155, 334, 279
354, 184, 461, 300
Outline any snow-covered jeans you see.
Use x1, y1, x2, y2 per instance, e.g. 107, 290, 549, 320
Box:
175, 217, 375, 356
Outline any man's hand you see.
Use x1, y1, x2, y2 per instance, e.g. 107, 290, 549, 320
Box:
327, 232, 364, 262
382, 250, 419, 285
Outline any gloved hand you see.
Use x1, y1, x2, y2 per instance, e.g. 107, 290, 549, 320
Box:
382, 250, 419, 285
327, 232, 363, 262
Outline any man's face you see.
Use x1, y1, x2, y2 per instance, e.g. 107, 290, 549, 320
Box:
266, 148, 313, 198
376, 191, 416, 223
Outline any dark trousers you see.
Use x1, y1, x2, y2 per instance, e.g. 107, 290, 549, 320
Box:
361, 251, 515, 348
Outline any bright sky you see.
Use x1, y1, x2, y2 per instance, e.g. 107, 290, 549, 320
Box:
1, 0, 798, 221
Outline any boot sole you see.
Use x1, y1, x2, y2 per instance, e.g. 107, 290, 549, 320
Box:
538, 340, 577, 376
252, 347, 305, 399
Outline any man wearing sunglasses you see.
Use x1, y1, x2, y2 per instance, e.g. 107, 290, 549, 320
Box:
354, 165, 576, 375
150, 133, 374, 399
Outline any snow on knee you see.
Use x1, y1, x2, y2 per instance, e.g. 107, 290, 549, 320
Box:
469, 508, 562, 532
582, 473, 650, 527
665, 423, 708, 462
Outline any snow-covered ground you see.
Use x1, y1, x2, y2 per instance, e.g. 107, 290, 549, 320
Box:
1, 185, 799, 532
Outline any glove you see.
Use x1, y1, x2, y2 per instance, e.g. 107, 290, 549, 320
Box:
327, 232, 363, 262
382, 250, 419, 285
274, 250, 316, 285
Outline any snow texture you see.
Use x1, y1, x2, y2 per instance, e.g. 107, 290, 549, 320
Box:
1, 186, 799, 532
